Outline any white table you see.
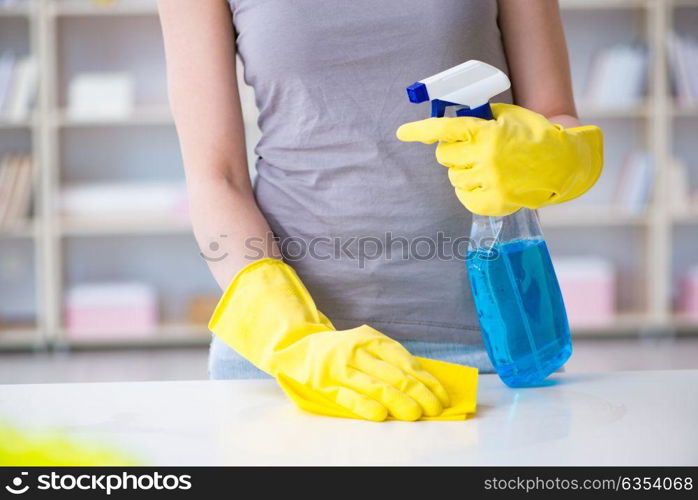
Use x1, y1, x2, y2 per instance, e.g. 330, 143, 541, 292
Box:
0, 370, 696, 466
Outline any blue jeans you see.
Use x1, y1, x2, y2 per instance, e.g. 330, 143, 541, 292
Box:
208, 335, 495, 380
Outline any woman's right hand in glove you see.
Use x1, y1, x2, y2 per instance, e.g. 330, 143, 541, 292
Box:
208, 258, 450, 421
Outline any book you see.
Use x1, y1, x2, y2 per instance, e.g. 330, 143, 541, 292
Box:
0, 155, 12, 222
0, 50, 16, 115
614, 150, 655, 214
584, 43, 647, 109
4, 154, 33, 225
67, 72, 135, 120
667, 32, 698, 107
666, 157, 690, 213
686, 36, 698, 104
0, 154, 21, 226
3, 56, 38, 121
65, 282, 159, 338
0, 153, 34, 227
60, 181, 188, 220
554, 257, 616, 328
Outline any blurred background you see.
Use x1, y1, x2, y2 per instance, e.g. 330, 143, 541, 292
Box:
0, 0, 697, 383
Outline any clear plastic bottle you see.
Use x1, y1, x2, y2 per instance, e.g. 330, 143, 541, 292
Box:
467, 208, 572, 387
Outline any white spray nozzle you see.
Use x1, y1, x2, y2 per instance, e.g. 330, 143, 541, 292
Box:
406, 60, 510, 109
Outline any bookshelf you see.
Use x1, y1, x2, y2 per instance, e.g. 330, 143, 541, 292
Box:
0, 0, 697, 351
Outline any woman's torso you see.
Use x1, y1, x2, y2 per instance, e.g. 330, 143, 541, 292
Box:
230, 0, 512, 343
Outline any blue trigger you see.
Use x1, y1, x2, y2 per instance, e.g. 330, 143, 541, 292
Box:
431, 101, 494, 120
431, 99, 458, 118
456, 102, 494, 120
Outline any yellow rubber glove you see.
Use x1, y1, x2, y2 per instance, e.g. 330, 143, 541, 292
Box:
396, 103, 603, 216
0, 423, 139, 466
209, 259, 476, 422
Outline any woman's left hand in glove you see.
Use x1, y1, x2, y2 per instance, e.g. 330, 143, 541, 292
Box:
396, 103, 603, 217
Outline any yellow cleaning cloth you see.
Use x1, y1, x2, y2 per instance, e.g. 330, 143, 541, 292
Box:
277, 357, 478, 421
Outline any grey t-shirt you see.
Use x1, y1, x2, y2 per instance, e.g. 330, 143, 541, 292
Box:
230, 0, 512, 343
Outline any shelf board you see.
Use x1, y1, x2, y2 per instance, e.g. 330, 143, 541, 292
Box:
0, 6, 32, 18
56, 323, 210, 349
60, 216, 191, 237
560, 0, 648, 10
0, 220, 36, 239
6, 314, 696, 351
540, 206, 648, 227
57, 315, 678, 347
0, 118, 33, 129
0, 326, 41, 350
673, 106, 698, 118
578, 104, 650, 119
53, 108, 173, 128
672, 315, 698, 333
50, 0, 158, 17
571, 313, 654, 337
670, 207, 698, 224
672, 0, 698, 8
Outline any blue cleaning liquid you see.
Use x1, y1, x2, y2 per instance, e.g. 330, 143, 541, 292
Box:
467, 238, 572, 387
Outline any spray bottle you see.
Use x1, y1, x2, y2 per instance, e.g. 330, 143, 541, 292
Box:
405, 60, 572, 387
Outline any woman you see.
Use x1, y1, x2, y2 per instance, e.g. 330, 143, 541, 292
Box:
158, 0, 602, 421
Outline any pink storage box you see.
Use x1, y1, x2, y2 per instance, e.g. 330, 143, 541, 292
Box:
65, 282, 159, 339
679, 266, 698, 321
554, 257, 616, 328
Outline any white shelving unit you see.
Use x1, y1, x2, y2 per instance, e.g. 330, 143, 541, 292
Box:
0, 0, 213, 350
555, 0, 698, 336
0, 0, 41, 349
0, 0, 697, 351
